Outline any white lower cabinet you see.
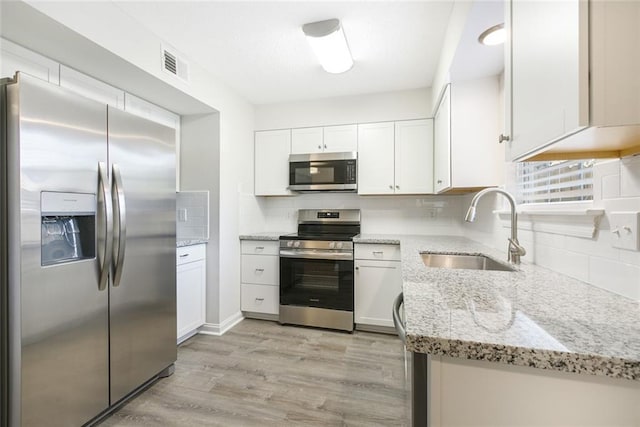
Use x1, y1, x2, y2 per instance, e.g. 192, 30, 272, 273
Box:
241, 240, 279, 318
354, 244, 402, 330
176, 244, 206, 344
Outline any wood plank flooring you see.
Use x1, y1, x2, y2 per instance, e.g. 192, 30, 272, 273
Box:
101, 319, 410, 426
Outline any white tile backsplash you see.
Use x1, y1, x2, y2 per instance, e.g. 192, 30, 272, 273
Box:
588, 256, 640, 300
177, 191, 210, 240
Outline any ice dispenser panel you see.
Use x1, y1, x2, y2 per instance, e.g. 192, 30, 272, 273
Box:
41, 191, 96, 266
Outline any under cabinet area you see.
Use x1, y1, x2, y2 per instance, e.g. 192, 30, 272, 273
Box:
354, 243, 402, 332
176, 244, 206, 344
506, 0, 640, 160
240, 240, 280, 319
358, 119, 434, 195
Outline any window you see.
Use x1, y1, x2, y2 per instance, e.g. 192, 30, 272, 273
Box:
515, 159, 594, 204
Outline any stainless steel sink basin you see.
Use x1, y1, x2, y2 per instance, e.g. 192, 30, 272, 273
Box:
420, 252, 516, 272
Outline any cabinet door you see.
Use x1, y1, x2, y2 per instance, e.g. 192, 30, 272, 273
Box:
176, 259, 206, 343
507, 0, 588, 160
1, 38, 60, 83
255, 129, 291, 196
357, 122, 395, 195
394, 119, 434, 194
354, 260, 402, 328
60, 65, 125, 109
323, 124, 357, 153
291, 127, 323, 154
434, 86, 451, 193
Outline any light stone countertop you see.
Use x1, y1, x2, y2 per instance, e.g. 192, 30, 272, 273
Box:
357, 234, 640, 381
176, 239, 208, 248
239, 232, 291, 241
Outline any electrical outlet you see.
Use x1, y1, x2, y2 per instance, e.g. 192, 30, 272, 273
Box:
610, 211, 640, 251
178, 208, 188, 222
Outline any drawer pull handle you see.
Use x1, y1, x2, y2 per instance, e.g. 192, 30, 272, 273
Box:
255, 268, 264, 273
373, 251, 384, 255
179, 254, 190, 258
255, 246, 265, 251
255, 297, 264, 302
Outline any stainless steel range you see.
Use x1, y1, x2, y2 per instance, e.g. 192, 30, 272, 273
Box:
279, 209, 361, 332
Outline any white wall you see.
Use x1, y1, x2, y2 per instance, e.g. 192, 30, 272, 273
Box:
463, 157, 640, 301
2, 0, 258, 329
254, 88, 432, 130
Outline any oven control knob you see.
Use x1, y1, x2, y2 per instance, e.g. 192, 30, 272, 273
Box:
287, 241, 294, 247
329, 242, 336, 249
293, 241, 301, 248
336, 242, 343, 249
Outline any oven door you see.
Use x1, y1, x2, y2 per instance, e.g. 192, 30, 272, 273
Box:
279, 253, 354, 311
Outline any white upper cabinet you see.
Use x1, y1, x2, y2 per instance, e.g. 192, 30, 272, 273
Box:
357, 122, 396, 195
1, 38, 59, 84
291, 127, 323, 154
358, 120, 433, 195
323, 124, 358, 153
506, 0, 640, 161
434, 78, 503, 193
291, 125, 357, 154
394, 119, 434, 194
60, 65, 125, 109
433, 86, 451, 193
255, 129, 292, 196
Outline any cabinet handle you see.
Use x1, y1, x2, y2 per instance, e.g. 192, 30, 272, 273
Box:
254, 246, 264, 252
395, 185, 399, 189
323, 144, 327, 149
373, 251, 384, 256
255, 297, 264, 302
389, 185, 393, 189
179, 254, 189, 258
355, 266, 359, 270
255, 268, 264, 272
437, 180, 442, 184
318, 145, 322, 150
499, 134, 510, 144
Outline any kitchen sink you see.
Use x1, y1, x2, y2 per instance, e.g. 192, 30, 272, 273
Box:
420, 252, 516, 272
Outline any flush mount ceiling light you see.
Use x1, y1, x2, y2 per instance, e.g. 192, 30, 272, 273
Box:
478, 23, 506, 46
302, 18, 353, 74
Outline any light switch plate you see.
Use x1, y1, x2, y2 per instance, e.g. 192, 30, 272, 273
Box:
610, 211, 640, 251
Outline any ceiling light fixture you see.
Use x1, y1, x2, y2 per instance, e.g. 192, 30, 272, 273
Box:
478, 23, 506, 46
302, 19, 353, 74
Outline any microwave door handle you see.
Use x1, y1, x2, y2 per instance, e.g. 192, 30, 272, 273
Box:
98, 162, 113, 291
112, 163, 127, 288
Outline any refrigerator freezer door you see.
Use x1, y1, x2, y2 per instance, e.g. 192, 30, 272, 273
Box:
9, 74, 110, 426
107, 106, 177, 404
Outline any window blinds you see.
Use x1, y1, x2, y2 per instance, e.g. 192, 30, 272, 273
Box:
516, 159, 594, 204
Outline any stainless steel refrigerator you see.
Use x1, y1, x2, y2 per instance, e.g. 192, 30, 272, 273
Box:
0, 72, 177, 426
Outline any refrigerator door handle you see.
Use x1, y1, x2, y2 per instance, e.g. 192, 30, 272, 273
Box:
98, 162, 113, 291
112, 163, 127, 288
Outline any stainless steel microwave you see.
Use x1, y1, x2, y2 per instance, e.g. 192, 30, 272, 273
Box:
288, 152, 357, 192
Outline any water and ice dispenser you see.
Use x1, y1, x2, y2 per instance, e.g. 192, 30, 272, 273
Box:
41, 191, 96, 266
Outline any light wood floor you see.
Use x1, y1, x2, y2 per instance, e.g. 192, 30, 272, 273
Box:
101, 319, 410, 426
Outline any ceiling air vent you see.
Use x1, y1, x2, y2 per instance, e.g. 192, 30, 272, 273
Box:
161, 45, 189, 83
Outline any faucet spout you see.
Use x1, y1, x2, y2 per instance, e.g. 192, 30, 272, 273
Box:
465, 188, 525, 265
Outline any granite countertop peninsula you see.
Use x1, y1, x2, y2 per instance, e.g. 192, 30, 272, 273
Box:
177, 239, 208, 248
365, 234, 640, 381
239, 232, 290, 241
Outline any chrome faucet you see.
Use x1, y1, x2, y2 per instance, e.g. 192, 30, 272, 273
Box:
465, 188, 526, 265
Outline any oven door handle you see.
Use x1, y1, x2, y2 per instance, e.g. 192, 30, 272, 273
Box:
279, 250, 354, 261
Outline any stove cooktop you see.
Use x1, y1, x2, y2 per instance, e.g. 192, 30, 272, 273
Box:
279, 232, 359, 242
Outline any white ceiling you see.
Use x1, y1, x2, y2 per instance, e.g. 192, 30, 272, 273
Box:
112, 1, 456, 105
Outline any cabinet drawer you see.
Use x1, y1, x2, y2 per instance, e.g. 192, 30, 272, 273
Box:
177, 244, 206, 265
241, 254, 279, 285
241, 240, 280, 256
355, 243, 401, 261
241, 283, 279, 315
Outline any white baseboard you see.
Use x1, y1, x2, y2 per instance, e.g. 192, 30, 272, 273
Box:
198, 311, 244, 336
